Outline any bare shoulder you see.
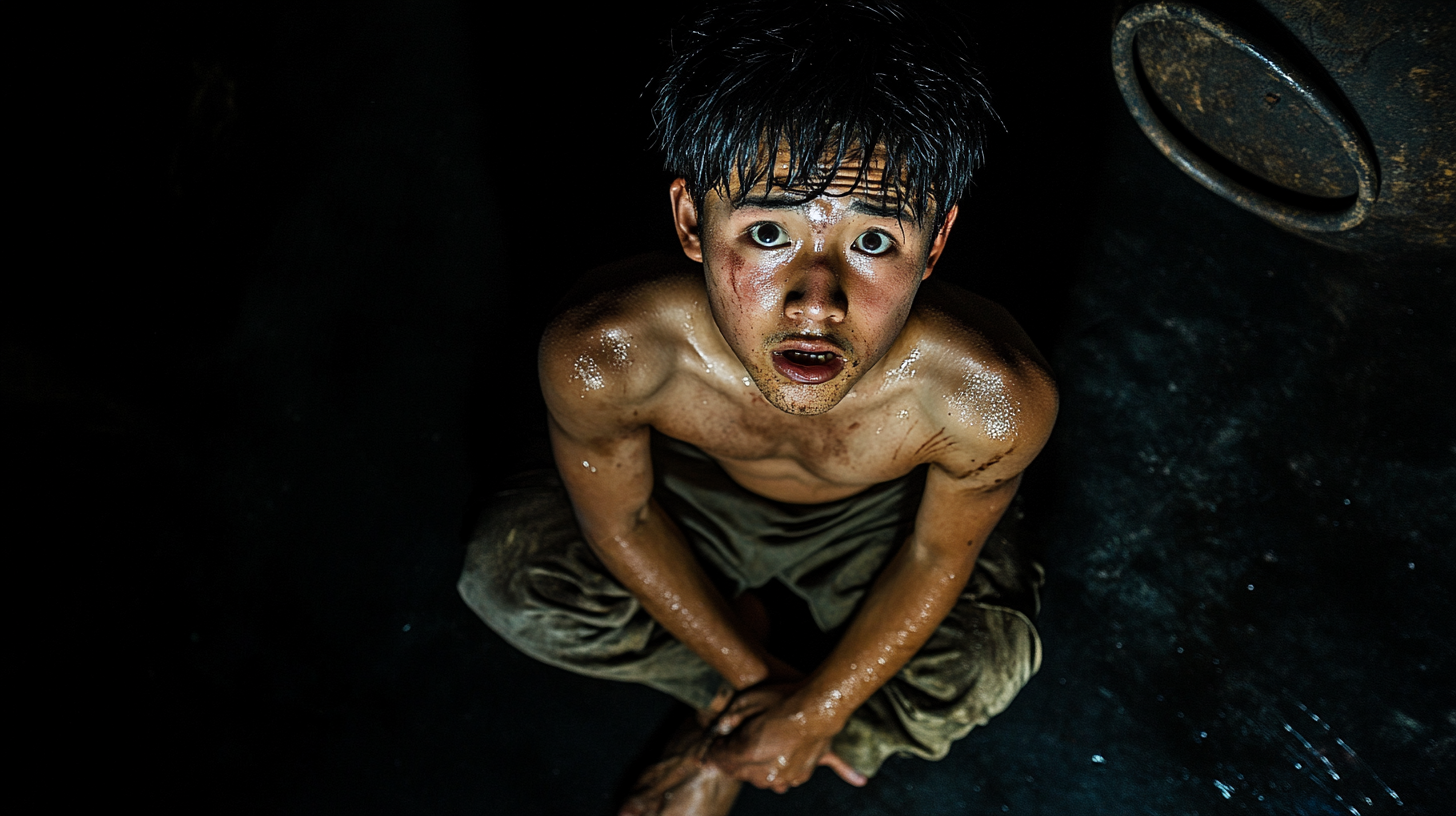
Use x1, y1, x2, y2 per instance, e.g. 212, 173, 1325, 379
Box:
902, 279, 1059, 483
539, 251, 704, 431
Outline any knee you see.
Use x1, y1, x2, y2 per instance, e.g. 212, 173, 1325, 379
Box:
456, 531, 530, 638
903, 603, 1041, 724
457, 483, 577, 633
457, 515, 646, 669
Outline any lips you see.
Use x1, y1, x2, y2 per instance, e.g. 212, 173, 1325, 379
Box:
772, 348, 846, 384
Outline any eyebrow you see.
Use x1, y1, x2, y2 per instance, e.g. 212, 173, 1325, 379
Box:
848, 198, 910, 220
735, 194, 913, 221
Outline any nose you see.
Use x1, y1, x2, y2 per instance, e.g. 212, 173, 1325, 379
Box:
782, 260, 847, 325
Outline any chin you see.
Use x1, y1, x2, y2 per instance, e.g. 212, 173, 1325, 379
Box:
756, 378, 853, 416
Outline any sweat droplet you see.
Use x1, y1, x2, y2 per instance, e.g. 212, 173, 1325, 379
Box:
602, 329, 632, 365
571, 356, 605, 391
882, 346, 922, 386
947, 365, 1019, 440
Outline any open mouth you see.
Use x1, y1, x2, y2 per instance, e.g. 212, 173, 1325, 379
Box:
772, 349, 845, 384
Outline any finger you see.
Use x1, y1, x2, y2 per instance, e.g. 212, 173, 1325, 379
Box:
723, 688, 775, 715
819, 750, 868, 787
760, 765, 792, 794
710, 752, 771, 788
742, 771, 773, 790
712, 694, 770, 734
712, 710, 744, 735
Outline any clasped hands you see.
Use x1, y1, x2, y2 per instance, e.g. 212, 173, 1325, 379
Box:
704, 680, 868, 793
618, 676, 869, 816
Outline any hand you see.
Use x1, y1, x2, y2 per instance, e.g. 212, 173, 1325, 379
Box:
706, 684, 867, 792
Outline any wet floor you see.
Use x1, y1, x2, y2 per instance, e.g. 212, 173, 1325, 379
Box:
8, 1, 1450, 813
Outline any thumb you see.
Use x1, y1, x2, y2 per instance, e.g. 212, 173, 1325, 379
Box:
818, 750, 867, 787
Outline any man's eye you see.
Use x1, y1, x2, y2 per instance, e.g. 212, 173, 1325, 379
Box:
854, 231, 893, 255
748, 223, 789, 247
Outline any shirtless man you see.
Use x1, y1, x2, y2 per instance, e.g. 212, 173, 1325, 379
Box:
458, 2, 1057, 813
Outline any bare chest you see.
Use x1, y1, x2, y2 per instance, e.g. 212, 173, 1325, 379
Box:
648, 372, 963, 503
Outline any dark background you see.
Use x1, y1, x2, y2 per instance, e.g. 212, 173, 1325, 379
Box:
7, 1, 1451, 813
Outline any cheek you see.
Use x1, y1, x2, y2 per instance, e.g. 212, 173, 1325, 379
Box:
846, 254, 920, 325
711, 243, 785, 316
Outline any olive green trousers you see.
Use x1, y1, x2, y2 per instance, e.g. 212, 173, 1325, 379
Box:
458, 435, 1043, 776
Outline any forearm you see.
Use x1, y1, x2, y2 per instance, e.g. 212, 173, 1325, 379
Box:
583, 496, 772, 691
700, 534, 973, 789
697, 471, 1022, 789
778, 472, 1025, 735
787, 534, 976, 736
546, 411, 772, 691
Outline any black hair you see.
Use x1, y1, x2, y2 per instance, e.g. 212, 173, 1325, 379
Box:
653, 0, 997, 233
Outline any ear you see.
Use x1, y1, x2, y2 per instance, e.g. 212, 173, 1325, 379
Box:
669, 178, 703, 262
921, 204, 959, 281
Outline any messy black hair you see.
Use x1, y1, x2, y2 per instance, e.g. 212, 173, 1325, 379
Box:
653, 0, 997, 234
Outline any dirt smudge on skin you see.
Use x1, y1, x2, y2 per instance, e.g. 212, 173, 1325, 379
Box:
975, 451, 1006, 471
726, 250, 745, 301
891, 419, 919, 460
913, 427, 955, 460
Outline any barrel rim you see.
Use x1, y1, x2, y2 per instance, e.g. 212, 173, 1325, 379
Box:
1112, 1, 1379, 233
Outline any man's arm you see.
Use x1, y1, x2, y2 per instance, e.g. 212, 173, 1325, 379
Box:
705, 465, 1021, 790
546, 416, 774, 690
539, 302, 773, 693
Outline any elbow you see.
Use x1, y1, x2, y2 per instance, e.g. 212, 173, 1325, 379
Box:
577, 498, 655, 553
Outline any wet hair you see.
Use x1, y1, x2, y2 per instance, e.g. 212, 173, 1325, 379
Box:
653, 0, 997, 233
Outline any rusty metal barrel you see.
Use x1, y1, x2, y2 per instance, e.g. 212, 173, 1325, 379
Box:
1112, 0, 1455, 256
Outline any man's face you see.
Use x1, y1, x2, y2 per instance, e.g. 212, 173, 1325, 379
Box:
671, 155, 957, 416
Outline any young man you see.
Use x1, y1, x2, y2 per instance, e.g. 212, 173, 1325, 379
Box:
459, 2, 1057, 813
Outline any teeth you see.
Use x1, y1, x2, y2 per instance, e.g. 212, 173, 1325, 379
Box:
784, 350, 834, 365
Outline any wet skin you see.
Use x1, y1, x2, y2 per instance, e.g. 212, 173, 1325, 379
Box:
693, 165, 933, 418
539, 166, 1058, 814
